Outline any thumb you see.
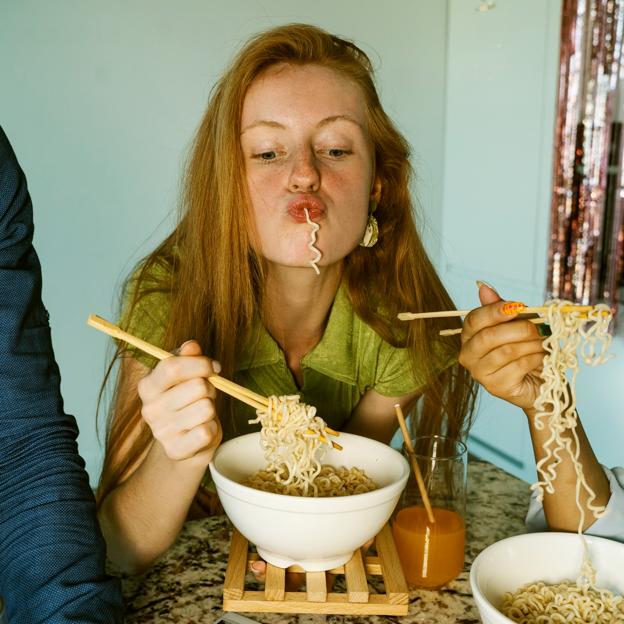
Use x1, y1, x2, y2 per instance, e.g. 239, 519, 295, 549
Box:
477, 280, 502, 306
176, 340, 203, 357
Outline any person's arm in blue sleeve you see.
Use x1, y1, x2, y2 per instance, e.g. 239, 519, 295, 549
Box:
0, 126, 123, 623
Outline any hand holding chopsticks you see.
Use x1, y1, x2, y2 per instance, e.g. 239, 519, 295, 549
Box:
87, 314, 269, 411
87, 314, 341, 449
398, 302, 605, 337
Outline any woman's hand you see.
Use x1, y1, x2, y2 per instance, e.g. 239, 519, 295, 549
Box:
458, 283, 546, 411
137, 340, 223, 466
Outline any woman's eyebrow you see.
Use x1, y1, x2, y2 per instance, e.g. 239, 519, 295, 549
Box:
317, 114, 363, 129
241, 115, 363, 135
241, 120, 285, 134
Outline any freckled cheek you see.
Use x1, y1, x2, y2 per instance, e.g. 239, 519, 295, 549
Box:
246, 171, 285, 214
325, 174, 371, 217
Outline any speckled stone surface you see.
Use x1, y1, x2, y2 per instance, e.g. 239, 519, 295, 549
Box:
119, 459, 531, 623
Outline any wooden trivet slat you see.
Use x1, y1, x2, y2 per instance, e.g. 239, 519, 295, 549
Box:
344, 548, 369, 603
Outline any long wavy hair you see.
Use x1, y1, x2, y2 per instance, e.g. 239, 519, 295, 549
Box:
97, 23, 476, 505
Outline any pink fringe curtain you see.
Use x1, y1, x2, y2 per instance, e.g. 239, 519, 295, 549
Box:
548, 0, 624, 309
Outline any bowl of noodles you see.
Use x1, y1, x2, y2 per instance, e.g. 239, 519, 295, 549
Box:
470, 532, 624, 623
209, 430, 409, 572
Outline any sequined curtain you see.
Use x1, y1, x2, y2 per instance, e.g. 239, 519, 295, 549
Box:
548, 0, 624, 308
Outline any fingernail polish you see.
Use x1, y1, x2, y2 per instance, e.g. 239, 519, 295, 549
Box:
502, 302, 526, 315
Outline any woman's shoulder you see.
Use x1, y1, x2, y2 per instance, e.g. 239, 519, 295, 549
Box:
119, 254, 176, 365
340, 284, 457, 393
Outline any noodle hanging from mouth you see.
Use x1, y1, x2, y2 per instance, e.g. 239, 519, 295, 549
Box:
303, 208, 321, 275
243, 394, 376, 497
500, 301, 622, 623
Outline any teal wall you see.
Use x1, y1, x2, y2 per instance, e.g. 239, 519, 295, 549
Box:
0, 1, 449, 484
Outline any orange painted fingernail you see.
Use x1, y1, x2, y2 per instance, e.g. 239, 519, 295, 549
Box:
501, 302, 526, 315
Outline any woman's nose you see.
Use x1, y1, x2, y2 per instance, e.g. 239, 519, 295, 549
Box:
288, 149, 320, 193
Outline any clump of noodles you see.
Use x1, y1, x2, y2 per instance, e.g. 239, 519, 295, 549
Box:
531, 300, 613, 517
246, 465, 377, 497
303, 208, 321, 275
243, 394, 376, 497
500, 300, 619, 623
500, 579, 624, 623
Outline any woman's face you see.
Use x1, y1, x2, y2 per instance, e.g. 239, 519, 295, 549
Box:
241, 63, 380, 271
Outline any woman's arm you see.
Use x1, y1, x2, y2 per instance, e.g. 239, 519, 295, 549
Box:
343, 389, 421, 444
459, 283, 610, 532
98, 341, 222, 574
524, 405, 610, 532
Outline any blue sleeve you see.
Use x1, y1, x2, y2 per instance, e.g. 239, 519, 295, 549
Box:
0, 127, 124, 623
525, 465, 624, 543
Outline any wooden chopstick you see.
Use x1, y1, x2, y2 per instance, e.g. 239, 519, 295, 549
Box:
87, 314, 342, 449
87, 314, 268, 411
394, 404, 436, 524
438, 317, 547, 336
399, 304, 597, 321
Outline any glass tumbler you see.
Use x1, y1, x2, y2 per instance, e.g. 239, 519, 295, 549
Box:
392, 435, 467, 588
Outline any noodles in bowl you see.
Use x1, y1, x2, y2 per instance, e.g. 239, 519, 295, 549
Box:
209, 431, 409, 571
470, 533, 624, 624
242, 394, 377, 497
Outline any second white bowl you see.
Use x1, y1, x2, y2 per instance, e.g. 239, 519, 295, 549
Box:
470, 532, 624, 623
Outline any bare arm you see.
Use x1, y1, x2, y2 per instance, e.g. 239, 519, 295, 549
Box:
97, 341, 222, 574
343, 389, 421, 444
524, 405, 610, 532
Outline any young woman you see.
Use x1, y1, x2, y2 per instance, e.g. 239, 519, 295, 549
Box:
96, 24, 476, 573
459, 281, 623, 542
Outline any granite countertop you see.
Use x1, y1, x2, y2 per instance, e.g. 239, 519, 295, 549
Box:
120, 459, 531, 624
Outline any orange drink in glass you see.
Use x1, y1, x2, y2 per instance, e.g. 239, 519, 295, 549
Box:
392, 435, 467, 588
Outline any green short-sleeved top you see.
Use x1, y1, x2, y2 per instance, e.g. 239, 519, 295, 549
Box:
122, 273, 455, 438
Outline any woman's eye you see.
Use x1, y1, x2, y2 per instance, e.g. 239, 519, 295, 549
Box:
327, 148, 351, 158
253, 151, 278, 161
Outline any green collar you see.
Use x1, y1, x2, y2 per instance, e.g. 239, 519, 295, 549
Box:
234, 283, 358, 386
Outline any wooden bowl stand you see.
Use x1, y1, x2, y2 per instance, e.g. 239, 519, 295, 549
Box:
222, 523, 409, 616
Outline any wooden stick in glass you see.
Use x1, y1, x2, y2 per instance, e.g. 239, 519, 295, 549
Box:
394, 404, 436, 524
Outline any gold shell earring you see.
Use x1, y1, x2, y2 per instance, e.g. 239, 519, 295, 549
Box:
359, 200, 379, 248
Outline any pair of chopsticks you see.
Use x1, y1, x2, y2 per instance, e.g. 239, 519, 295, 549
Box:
398, 304, 599, 337
87, 314, 341, 450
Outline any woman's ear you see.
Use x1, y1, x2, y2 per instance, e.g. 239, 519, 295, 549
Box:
370, 176, 382, 204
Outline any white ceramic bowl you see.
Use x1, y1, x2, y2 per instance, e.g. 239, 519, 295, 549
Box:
209, 432, 409, 571
470, 532, 624, 623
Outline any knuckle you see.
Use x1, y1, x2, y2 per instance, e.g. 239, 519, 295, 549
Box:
200, 398, 216, 418
480, 326, 496, 347
165, 359, 183, 381
458, 350, 468, 368
195, 426, 211, 446
521, 321, 535, 340
462, 313, 476, 336
499, 343, 514, 360
137, 375, 151, 399
192, 377, 209, 396
140, 402, 155, 423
